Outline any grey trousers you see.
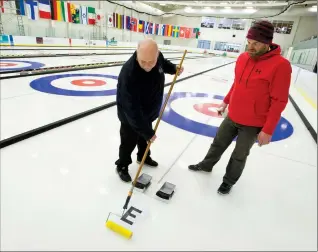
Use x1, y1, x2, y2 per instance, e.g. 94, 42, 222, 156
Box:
198, 116, 262, 185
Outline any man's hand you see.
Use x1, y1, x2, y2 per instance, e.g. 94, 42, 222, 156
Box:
217, 102, 228, 116
257, 131, 272, 146
177, 66, 184, 76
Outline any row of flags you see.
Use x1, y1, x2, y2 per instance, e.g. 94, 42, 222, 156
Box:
111, 13, 200, 39
0, 0, 200, 39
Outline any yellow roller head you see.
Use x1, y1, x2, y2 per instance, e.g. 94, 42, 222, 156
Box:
105, 220, 133, 239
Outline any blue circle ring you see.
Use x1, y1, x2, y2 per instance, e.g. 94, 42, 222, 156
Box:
161, 92, 294, 142
0, 59, 45, 72
29, 73, 118, 96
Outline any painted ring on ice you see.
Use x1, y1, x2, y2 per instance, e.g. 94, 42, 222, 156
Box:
0, 60, 45, 71
161, 92, 294, 142
29, 73, 118, 96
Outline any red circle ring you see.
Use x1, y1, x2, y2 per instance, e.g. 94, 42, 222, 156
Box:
193, 103, 222, 118
0, 63, 18, 67
71, 79, 106, 87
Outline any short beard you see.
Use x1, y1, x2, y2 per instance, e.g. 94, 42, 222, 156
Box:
250, 46, 269, 58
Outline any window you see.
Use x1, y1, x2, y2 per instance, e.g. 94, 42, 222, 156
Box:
214, 42, 241, 53
218, 18, 232, 29
251, 20, 294, 34
201, 17, 217, 28
272, 20, 293, 34
217, 18, 246, 30
231, 19, 246, 30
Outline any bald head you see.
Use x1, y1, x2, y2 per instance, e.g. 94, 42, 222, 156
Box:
136, 38, 159, 72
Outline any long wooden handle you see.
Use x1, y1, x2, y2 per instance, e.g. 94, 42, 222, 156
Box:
123, 50, 188, 210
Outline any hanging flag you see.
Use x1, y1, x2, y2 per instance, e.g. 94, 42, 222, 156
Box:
126, 16, 131, 30
87, 6, 95, 25
25, 0, 39, 20
193, 28, 200, 38
95, 9, 104, 26
144, 22, 153, 34
138, 20, 144, 32
154, 23, 160, 35
179, 27, 186, 38
38, 0, 51, 19
70, 3, 79, 23
50, 0, 62, 21
184, 27, 191, 38
80, 6, 87, 25
172, 26, 180, 37
167, 25, 172, 36
159, 24, 166, 36
130, 17, 137, 32
112, 13, 117, 28
121, 14, 125, 29
66, 2, 72, 22
14, 0, 25, 15
108, 14, 113, 27
61, 1, 71, 22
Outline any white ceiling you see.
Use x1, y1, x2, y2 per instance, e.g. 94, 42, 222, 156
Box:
119, 1, 317, 18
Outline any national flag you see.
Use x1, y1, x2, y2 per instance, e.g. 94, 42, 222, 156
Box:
61, 1, 71, 22
15, 0, 26, 15
25, 0, 39, 20
144, 22, 153, 34
167, 25, 172, 36
38, 0, 51, 19
80, 6, 87, 25
138, 20, 145, 32
126, 16, 131, 30
184, 27, 191, 38
95, 9, 103, 26
112, 13, 117, 28
172, 26, 179, 37
50, 0, 62, 21
160, 24, 166, 36
179, 27, 186, 38
192, 28, 200, 38
108, 14, 113, 27
154, 23, 160, 35
70, 3, 80, 23
121, 14, 124, 29
130, 17, 137, 32
87, 7, 95, 25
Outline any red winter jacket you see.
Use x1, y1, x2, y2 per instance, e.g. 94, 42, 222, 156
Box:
223, 44, 292, 135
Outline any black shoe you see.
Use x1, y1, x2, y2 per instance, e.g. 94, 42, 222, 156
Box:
217, 182, 232, 195
137, 156, 158, 167
188, 164, 211, 172
116, 166, 131, 182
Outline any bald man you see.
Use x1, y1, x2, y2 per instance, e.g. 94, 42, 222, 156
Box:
115, 38, 184, 182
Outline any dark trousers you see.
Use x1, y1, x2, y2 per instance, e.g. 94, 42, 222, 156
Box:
199, 116, 261, 185
115, 122, 151, 168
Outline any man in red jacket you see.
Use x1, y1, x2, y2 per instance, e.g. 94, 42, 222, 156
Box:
188, 20, 292, 194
